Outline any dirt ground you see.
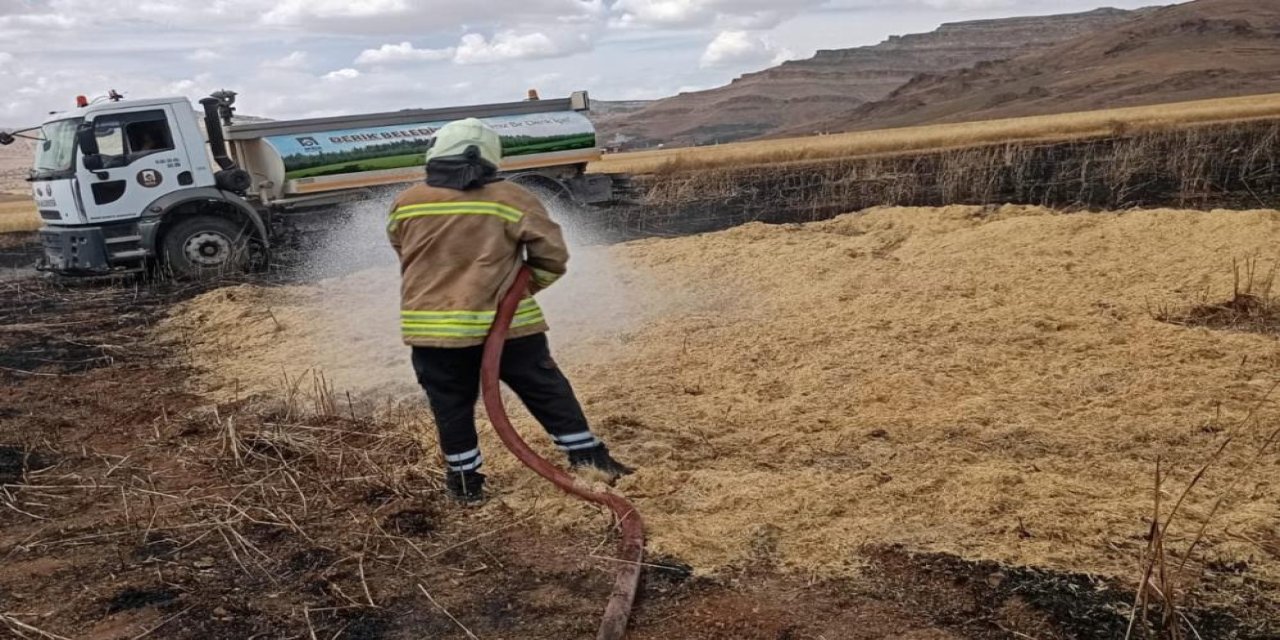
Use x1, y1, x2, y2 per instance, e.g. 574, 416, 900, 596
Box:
5, 205, 1280, 638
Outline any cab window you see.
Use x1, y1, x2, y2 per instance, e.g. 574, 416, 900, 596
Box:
126, 118, 173, 155
93, 121, 125, 157
89, 110, 174, 168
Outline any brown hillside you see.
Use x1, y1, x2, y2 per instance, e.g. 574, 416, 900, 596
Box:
597, 8, 1146, 148
795, 0, 1280, 135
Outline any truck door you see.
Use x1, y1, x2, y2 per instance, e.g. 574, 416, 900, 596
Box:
77, 106, 194, 224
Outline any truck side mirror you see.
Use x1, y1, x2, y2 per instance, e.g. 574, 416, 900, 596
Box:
76, 122, 100, 157
76, 122, 105, 171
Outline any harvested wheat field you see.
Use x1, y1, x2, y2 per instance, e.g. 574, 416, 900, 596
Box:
591, 92, 1280, 175
0, 195, 38, 234
162, 205, 1280, 592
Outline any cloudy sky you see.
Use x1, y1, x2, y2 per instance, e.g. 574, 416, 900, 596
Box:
1, 0, 1171, 128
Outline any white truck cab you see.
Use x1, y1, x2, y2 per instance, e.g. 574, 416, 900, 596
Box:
28, 93, 267, 277
10, 89, 619, 278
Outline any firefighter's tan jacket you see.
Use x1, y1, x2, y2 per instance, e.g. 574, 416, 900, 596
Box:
387, 181, 569, 348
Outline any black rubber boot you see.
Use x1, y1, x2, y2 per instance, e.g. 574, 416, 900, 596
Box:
568, 444, 634, 481
445, 469, 487, 504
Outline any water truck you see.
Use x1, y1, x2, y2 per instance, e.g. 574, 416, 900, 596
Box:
4, 90, 623, 277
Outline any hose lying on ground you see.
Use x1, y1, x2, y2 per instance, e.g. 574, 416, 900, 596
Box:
481, 266, 646, 640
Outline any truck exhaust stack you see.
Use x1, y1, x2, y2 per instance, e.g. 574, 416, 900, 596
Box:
199, 92, 238, 172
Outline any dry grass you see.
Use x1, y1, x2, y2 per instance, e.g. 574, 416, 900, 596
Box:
1157, 258, 1280, 337
1128, 381, 1280, 639
160, 205, 1280, 603
607, 120, 1280, 242
0, 196, 38, 234
590, 92, 1280, 175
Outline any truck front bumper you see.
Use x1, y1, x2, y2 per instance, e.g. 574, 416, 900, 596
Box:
38, 221, 157, 275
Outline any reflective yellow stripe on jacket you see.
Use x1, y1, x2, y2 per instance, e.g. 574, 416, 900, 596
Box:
401, 298, 544, 339
388, 201, 525, 233
530, 267, 563, 289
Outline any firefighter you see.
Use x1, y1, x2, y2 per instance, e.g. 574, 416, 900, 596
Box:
387, 118, 633, 503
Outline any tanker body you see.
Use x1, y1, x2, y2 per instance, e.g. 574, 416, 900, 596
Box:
7, 90, 622, 278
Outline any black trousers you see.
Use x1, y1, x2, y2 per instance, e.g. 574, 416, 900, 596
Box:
411, 333, 600, 473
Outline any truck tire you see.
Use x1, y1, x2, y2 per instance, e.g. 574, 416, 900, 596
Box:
161, 215, 251, 279
509, 174, 574, 204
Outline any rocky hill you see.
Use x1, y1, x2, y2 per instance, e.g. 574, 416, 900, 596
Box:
598, 7, 1149, 148
591, 100, 651, 118
795, 0, 1279, 134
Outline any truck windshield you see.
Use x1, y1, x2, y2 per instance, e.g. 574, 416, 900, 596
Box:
32, 118, 83, 180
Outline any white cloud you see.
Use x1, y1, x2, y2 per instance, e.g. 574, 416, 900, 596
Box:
261, 0, 411, 25
612, 0, 712, 27
255, 0, 608, 33
161, 74, 215, 96
919, 0, 1017, 7
0, 13, 77, 30
356, 30, 591, 66
355, 42, 454, 65
717, 10, 802, 30
700, 30, 793, 68
323, 68, 361, 81
453, 30, 591, 64
612, 0, 826, 29
0, 52, 13, 65
529, 72, 563, 85
187, 49, 221, 62
264, 51, 309, 70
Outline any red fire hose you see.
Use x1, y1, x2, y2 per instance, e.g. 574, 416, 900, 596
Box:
481, 266, 645, 640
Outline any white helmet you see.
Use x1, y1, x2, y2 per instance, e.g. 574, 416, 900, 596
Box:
426, 118, 502, 166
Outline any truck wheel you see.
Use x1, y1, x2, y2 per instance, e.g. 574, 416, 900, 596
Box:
510, 175, 574, 205
161, 215, 251, 279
